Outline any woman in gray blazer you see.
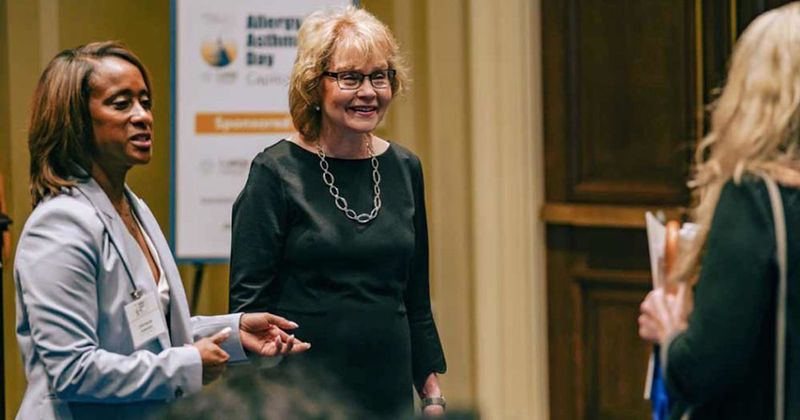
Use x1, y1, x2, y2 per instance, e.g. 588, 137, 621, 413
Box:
13, 41, 309, 420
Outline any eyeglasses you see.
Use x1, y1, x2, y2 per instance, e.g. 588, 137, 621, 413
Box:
322, 69, 396, 90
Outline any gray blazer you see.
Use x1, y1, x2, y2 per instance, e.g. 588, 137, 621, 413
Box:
14, 177, 247, 420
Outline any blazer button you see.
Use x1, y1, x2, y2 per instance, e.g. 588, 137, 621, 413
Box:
175, 387, 184, 398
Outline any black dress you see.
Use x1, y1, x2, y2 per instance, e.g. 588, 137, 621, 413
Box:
229, 140, 446, 418
664, 179, 800, 419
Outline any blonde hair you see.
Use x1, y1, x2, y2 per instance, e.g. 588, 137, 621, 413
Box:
28, 41, 151, 206
288, 6, 409, 141
674, 3, 800, 284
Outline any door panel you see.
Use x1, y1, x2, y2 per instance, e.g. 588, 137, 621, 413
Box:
571, 0, 694, 203
542, 1, 794, 418
547, 226, 653, 419
545, 0, 695, 206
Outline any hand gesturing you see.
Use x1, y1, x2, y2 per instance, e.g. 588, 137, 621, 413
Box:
239, 312, 311, 357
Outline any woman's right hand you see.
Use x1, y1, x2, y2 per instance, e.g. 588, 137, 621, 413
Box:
638, 283, 690, 345
192, 328, 231, 385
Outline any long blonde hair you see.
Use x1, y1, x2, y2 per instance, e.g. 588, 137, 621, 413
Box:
674, 2, 800, 284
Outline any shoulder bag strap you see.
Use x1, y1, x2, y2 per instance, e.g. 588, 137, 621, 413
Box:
763, 175, 787, 420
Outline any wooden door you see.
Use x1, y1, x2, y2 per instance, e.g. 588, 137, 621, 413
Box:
541, 1, 793, 418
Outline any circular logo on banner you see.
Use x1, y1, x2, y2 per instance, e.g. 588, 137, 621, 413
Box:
201, 38, 238, 67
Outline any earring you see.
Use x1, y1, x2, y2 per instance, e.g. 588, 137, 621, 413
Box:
314, 105, 321, 112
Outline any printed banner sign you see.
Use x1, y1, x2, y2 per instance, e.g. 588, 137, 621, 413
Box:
172, 0, 350, 260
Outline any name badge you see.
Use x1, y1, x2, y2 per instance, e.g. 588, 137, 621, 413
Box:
124, 292, 167, 349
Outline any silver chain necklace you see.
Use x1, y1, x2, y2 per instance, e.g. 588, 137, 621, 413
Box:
316, 141, 382, 224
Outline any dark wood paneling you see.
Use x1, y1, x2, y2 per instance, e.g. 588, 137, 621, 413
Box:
577, 273, 652, 420
737, 0, 797, 35
701, 1, 734, 114
547, 226, 653, 420
546, 225, 579, 420
697, 2, 800, 133
542, 0, 570, 203
545, 0, 695, 205
541, 2, 796, 419
541, 203, 684, 229
571, 0, 693, 204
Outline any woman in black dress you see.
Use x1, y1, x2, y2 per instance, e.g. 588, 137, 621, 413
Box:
638, 4, 800, 419
229, 6, 446, 418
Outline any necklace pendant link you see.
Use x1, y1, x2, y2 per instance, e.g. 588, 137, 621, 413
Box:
316, 140, 383, 223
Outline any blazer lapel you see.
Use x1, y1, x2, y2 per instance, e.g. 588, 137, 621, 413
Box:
75, 179, 146, 293
127, 189, 194, 346
75, 179, 171, 350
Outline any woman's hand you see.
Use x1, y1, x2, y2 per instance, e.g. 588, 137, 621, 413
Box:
638, 283, 691, 345
239, 312, 311, 357
193, 328, 231, 385
420, 372, 445, 417
422, 404, 445, 417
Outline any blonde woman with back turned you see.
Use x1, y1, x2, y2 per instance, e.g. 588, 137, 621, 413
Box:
639, 3, 800, 419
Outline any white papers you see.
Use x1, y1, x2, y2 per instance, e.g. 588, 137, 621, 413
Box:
645, 212, 667, 288
644, 352, 655, 399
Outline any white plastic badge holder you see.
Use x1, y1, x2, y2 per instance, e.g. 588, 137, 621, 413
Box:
125, 292, 168, 349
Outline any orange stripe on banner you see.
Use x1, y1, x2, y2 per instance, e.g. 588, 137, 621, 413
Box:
195, 112, 293, 134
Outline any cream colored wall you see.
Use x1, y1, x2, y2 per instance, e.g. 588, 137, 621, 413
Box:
0, 0, 7, 196
4, 1, 43, 417
366, 1, 549, 418
1, 1, 548, 418
468, 1, 549, 418
365, 1, 549, 418
364, 0, 478, 409
0, 0, 9, 411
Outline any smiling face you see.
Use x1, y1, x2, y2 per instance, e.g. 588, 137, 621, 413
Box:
319, 47, 393, 140
88, 56, 153, 174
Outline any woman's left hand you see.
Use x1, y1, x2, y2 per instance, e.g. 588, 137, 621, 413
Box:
420, 372, 445, 417
239, 313, 311, 357
422, 404, 445, 417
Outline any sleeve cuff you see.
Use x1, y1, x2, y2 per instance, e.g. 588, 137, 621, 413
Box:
173, 345, 203, 399
218, 313, 247, 363
191, 313, 248, 363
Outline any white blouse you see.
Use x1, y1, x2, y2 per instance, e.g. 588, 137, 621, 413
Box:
133, 212, 170, 316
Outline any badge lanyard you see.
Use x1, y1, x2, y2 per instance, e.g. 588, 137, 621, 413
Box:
75, 188, 142, 300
